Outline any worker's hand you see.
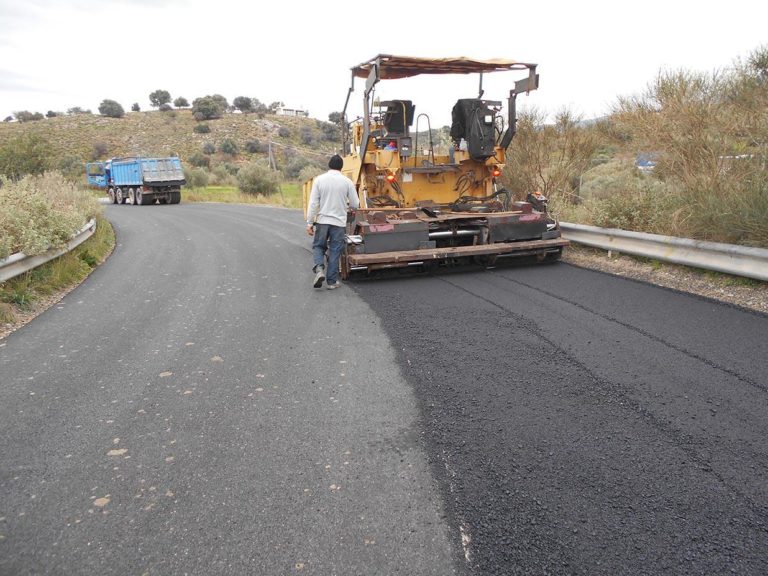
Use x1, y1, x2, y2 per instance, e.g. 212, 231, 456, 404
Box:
306, 224, 314, 236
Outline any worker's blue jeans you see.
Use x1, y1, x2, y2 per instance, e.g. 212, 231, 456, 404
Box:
312, 224, 345, 285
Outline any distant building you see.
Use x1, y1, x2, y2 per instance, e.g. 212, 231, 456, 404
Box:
277, 107, 309, 118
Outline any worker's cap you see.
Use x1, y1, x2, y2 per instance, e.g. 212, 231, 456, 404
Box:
328, 155, 343, 170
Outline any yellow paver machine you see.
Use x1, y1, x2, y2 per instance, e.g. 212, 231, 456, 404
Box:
304, 54, 569, 279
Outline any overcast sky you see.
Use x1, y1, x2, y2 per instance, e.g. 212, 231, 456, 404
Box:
1, 0, 766, 127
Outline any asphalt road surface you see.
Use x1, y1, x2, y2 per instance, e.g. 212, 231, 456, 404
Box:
1, 203, 766, 575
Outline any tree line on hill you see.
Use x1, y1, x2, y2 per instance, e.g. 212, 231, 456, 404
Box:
5, 90, 294, 122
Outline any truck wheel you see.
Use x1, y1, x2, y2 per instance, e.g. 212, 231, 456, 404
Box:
171, 191, 181, 204
136, 189, 144, 205
108, 188, 116, 204
116, 188, 124, 204
129, 188, 137, 206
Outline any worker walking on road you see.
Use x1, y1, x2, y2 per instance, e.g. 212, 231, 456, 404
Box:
306, 154, 360, 290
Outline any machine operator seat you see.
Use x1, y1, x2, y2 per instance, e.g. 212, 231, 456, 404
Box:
382, 100, 415, 136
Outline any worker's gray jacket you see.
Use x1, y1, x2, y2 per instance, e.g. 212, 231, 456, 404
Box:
306, 170, 360, 228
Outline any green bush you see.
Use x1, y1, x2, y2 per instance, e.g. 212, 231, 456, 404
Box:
237, 163, 280, 196
219, 138, 238, 155
149, 89, 171, 108
192, 96, 225, 120
278, 126, 291, 138
209, 165, 238, 186
298, 164, 323, 184
184, 167, 209, 189
188, 152, 210, 168
174, 97, 189, 108
131, 103, 140, 112
233, 96, 253, 113
193, 123, 211, 134
98, 99, 125, 118
0, 134, 52, 180
202, 142, 216, 155
0, 172, 101, 259
245, 139, 264, 153
14, 111, 44, 122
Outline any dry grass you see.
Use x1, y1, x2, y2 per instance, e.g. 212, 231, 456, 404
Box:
184, 183, 302, 209
0, 172, 101, 259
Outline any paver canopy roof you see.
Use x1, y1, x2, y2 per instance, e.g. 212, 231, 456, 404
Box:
351, 54, 535, 79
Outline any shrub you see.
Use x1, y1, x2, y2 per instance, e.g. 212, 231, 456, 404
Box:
328, 111, 343, 125
46, 110, 60, 118
192, 96, 225, 120
233, 96, 253, 113
193, 123, 211, 134
92, 141, 109, 161
298, 164, 323, 184
219, 138, 238, 156
300, 127, 314, 145
174, 96, 189, 108
14, 111, 44, 122
98, 99, 125, 118
202, 142, 216, 155
188, 152, 210, 168
149, 89, 171, 108
0, 172, 100, 259
284, 155, 312, 179
209, 165, 238, 186
237, 162, 280, 196
67, 107, 91, 115
159, 103, 172, 112
245, 139, 265, 153
278, 126, 291, 138
0, 134, 52, 180
184, 167, 209, 189
131, 103, 140, 112
58, 155, 85, 182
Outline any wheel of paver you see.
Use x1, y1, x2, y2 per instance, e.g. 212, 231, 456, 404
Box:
108, 188, 116, 204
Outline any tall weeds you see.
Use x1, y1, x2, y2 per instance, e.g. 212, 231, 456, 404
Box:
0, 171, 101, 259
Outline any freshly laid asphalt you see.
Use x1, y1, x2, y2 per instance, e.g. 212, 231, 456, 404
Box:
1, 203, 766, 575
357, 265, 768, 575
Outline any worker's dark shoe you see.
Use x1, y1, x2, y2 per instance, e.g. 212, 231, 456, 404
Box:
326, 282, 340, 290
313, 266, 326, 288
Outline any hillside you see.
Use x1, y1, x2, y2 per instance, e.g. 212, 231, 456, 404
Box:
0, 109, 339, 174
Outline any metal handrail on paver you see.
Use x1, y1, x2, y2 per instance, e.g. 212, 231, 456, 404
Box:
0, 219, 97, 283
560, 222, 768, 282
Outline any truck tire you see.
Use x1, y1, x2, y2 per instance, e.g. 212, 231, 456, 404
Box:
108, 188, 117, 204
129, 188, 138, 206
135, 188, 145, 206
171, 191, 181, 204
116, 188, 125, 204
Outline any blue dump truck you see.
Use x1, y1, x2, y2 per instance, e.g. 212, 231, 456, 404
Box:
86, 157, 185, 205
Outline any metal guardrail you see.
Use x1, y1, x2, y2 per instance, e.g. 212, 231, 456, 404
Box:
0, 219, 97, 283
560, 222, 768, 282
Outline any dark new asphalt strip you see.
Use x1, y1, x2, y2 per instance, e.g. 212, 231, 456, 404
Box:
354, 265, 767, 575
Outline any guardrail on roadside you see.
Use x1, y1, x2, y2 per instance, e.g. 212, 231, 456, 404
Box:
0, 219, 97, 283
560, 222, 768, 282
